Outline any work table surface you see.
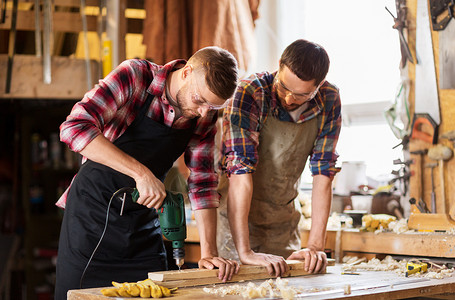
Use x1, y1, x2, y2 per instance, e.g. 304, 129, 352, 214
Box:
68, 265, 455, 299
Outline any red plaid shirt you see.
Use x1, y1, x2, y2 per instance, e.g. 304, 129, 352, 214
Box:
57, 59, 220, 210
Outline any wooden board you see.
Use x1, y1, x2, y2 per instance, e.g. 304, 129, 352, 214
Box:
0, 54, 99, 99
148, 259, 335, 288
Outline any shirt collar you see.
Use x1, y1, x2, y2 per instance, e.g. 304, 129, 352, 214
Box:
147, 59, 187, 99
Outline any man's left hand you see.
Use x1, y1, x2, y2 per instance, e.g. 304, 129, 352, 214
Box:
287, 248, 327, 273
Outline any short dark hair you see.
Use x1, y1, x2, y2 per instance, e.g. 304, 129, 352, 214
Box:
188, 46, 239, 100
279, 39, 330, 85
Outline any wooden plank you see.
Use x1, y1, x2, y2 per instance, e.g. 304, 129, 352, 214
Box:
0, 54, 99, 99
148, 259, 335, 288
150, 260, 305, 281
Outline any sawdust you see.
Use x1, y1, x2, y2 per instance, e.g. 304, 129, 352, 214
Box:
202, 277, 333, 299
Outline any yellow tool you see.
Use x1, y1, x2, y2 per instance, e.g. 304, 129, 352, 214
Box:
405, 261, 428, 277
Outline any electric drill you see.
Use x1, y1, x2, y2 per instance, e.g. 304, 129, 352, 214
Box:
131, 189, 187, 269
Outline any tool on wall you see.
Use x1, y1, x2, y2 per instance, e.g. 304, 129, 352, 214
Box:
425, 163, 437, 213
5, 0, 18, 94
429, 0, 454, 30
440, 130, 455, 219
414, 0, 441, 140
80, 0, 93, 90
43, 0, 54, 84
0, 0, 6, 24
97, 0, 107, 79
410, 149, 428, 209
390, 158, 413, 196
386, 0, 414, 68
428, 144, 453, 214
409, 197, 430, 213
34, 0, 42, 58
410, 114, 438, 144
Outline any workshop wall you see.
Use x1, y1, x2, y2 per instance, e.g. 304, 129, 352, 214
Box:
407, 0, 455, 219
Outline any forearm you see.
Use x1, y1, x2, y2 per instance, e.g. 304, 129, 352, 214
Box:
194, 208, 218, 258
307, 174, 333, 250
227, 173, 253, 257
79, 134, 150, 182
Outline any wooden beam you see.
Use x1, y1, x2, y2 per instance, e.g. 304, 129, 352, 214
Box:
0, 10, 97, 32
0, 54, 99, 99
0, 10, 143, 33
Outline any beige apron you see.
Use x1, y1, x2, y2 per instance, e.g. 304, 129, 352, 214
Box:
218, 115, 319, 260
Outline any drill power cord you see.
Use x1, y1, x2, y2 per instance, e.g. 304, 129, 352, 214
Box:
79, 187, 135, 289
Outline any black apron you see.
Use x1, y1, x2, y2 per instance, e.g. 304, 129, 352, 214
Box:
55, 94, 195, 299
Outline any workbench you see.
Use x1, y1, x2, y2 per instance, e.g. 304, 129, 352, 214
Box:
184, 222, 455, 263
68, 265, 455, 299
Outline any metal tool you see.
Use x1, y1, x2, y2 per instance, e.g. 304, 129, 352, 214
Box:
0, 0, 6, 24
5, 0, 18, 94
80, 0, 92, 90
428, 145, 453, 214
405, 261, 428, 277
34, 0, 42, 58
410, 149, 428, 207
43, 0, 53, 84
410, 113, 438, 144
426, 163, 437, 213
131, 189, 187, 270
409, 197, 429, 213
385, 2, 414, 68
429, 0, 454, 31
415, 0, 441, 132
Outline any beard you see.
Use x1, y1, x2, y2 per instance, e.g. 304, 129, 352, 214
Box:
175, 86, 199, 119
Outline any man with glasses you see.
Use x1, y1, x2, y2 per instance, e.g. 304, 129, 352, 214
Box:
218, 39, 342, 277
55, 46, 239, 299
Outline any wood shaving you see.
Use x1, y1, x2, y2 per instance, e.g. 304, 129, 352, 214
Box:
202, 277, 329, 299
342, 255, 406, 273
388, 218, 409, 234
342, 255, 455, 279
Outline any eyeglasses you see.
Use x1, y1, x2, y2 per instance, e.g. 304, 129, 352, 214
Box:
191, 93, 227, 110
274, 74, 322, 102
192, 76, 227, 110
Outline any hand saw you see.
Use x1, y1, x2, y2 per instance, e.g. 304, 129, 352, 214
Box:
413, 0, 440, 144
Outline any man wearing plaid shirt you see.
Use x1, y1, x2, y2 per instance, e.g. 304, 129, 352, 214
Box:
55, 46, 239, 299
219, 39, 342, 277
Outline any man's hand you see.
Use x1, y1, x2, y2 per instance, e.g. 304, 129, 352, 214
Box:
239, 250, 289, 277
134, 171, 166, 209
198, 257, 240, 282
287, 248, 327, 273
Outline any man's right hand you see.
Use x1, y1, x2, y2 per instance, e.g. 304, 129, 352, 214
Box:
135, 171, 166, 209
239, 250, 289, 277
